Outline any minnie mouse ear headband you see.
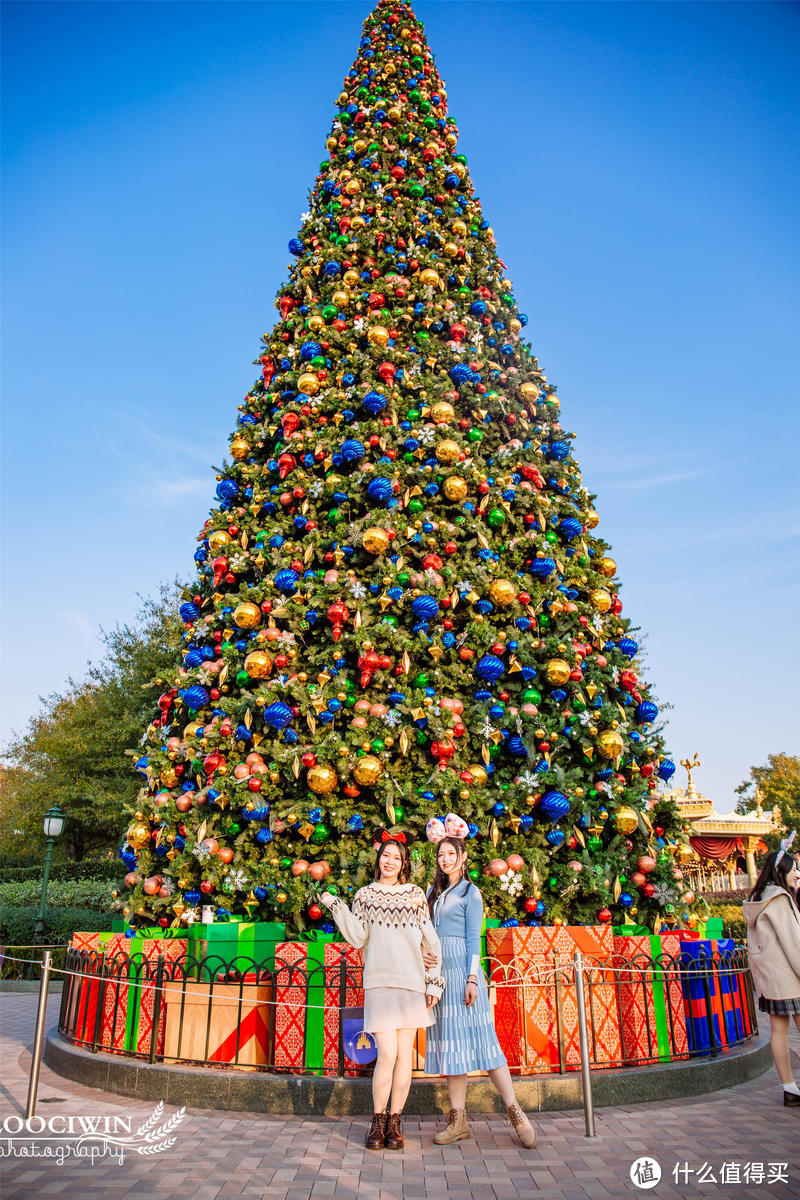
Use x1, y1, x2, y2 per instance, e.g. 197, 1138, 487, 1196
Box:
426, 812, 470, 843
776, 830, 797, 867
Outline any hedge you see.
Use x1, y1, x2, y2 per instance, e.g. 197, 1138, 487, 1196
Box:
0, 879, 116, 912
0, 904, 112, 945
0, 860, 124, 884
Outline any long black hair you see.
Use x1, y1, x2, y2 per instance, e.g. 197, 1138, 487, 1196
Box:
427, 836, 472, 918
749, 848, 799, 909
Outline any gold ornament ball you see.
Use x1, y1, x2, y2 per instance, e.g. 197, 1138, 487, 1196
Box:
585, 509, 599, 529
545, 658, 571, 685
509, 318, 521, 335
362, 526, 390, 555
452, 219, 467, 237
244, 650, 273, 679
597, 729, 624, 759
465, 764, 488, 787
435, 439, 461, 464
276, 891, 288, 904
233, 602, 262, 630
353, 755, 383, 786
598, 556, 617, 578
519, 382, 538, 402
343, 269, 359, 288
331, 289, 350, 309
419, 268, 440, 288
307, 314, 325, 333
443, 475, 468, 502
126, 821, 151, 850
160, 767, 177, 787
590, 588, 612, 613
229, 437, 249, 461
613, 805, 640, 835
489, 579, 516, 607
307, 764, 338, 794
297, 372, 320, 395
677, 843, 694, 863
208, 530, 230, 554
367, 325, 390, 348
430, 401, 455, 424
345, 177, 361, 195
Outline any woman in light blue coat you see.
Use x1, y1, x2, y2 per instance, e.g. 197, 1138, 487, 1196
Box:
422, 827, 538, 1148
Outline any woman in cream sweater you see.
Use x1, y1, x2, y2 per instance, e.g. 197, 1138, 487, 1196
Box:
320, 834, 444, 1150
743, 834, 800, 1107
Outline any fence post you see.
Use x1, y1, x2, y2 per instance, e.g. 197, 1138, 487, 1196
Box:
573, 950, 597, 1138
90, 952, 107, 1053
337, 953, 347, 1077
150, 954, 166, 1065
25, 950, 51, 1120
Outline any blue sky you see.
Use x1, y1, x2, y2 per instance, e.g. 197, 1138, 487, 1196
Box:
2, 1, 798, 814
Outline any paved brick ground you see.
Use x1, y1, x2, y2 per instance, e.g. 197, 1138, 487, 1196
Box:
0, 993, 798, 1200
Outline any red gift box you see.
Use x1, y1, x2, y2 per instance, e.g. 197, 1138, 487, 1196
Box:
272, 941, 309, 1070
487, 926, 621, 1074
322, 943, 364, 1075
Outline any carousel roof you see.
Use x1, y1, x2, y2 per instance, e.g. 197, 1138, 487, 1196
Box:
659, 755, 783, 840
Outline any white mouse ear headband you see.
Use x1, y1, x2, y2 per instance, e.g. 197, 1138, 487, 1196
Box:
426, 813, 470, 843
776, 830, 797, 867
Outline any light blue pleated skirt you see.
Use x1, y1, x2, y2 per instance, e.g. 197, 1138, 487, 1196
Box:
424, 936, 507, 1075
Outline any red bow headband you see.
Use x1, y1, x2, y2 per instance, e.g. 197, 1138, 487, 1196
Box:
381, 829, 406, 844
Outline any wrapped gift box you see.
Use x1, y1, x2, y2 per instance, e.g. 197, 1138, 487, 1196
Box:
162, 972, 271, 1066
486, 925, 620, 1074
322, 943, 364, 1075
272, 935, 334, 1072
680, 938, 749, 1053
195, 919, 286, 972
98, 936, 188, 1055
612, 932, 689, 1063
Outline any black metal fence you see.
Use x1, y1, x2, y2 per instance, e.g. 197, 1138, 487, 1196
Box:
56, 944, 759, 1077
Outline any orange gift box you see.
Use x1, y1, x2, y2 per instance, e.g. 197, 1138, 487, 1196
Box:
487, 925, 621, 1074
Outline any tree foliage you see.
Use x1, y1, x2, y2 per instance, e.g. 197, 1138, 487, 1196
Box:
0, 585, 184, 862
735, 752, 798, 850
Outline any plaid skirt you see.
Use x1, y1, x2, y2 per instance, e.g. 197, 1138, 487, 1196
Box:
758, 995, 800, 1015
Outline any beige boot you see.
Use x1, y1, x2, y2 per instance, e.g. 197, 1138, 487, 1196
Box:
433, 1108, 471, 1144
506, 1100, 537, 1148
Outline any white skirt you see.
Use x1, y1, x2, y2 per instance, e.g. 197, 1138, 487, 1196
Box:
363, 987, 436, 1034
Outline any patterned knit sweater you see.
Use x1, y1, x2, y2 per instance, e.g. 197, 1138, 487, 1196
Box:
323, 883, 445, 997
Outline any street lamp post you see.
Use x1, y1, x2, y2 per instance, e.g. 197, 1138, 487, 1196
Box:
32, 803, 66, 948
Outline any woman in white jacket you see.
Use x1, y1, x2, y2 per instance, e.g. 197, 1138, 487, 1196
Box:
742, 832, 800, 1107
320, 833, 443, 1150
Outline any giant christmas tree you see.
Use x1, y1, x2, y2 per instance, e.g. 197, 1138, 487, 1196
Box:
121, 0, 692, 935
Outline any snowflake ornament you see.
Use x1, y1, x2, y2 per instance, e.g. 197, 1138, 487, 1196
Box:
224, 869, 249, 892
192, 842, 212, 862
499, 872, 524, 896
652, 882, 677, 906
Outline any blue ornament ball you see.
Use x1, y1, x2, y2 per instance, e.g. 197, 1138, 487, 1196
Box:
263, 702, 293, 730
546, 829, 566, 847
411, 596, 439, 621
340, 438, 365, 463
658, 759, 676, 782
476, 654, 504, 681
274, 569, 300, 594
636, 700, 658, 723
181, 685, 209, 711
363, 390, 387, 414
619, 892, 634, 909
540, 790, 570, 821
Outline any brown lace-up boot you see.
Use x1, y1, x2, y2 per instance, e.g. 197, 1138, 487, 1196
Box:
506, 1100, 537, 1148
365, 1111, 387, 1149
384, 1112, 404, 1149
433, 1108, 470, 1144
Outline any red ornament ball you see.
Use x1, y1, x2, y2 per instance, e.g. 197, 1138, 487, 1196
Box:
308, 903, 323, 921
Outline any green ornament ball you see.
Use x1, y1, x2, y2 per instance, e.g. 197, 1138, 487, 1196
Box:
488, 508, 505, 527
521, 688, 541, 705
394, 805, 405, 821
280, 857, 292, 870
311, 823, 329, 843
469, 868, 480, 882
